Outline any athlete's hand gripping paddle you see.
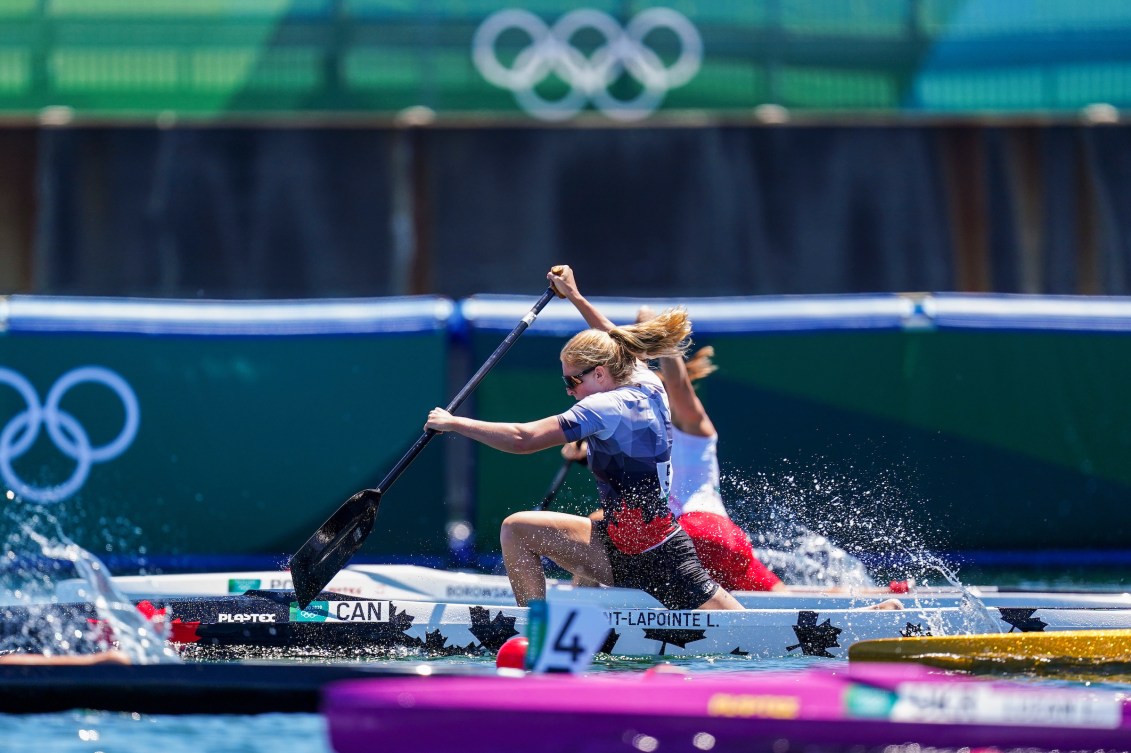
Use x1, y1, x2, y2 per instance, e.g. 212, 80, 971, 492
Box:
289, 286, 558, 609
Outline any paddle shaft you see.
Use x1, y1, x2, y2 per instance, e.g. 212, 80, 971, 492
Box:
536, 459, 573, 511
289, 285, 558, 607
371, 286, 557, 496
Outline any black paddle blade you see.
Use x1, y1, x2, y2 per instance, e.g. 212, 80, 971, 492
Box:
289, 488, 382, 609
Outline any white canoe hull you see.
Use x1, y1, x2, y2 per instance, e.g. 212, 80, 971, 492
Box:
156, 589, 1131, 659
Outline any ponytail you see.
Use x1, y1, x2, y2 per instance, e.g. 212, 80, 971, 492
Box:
561, 308, 692, 385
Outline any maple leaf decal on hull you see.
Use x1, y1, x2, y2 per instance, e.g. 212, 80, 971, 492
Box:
901, 622, 931, 637
416, 628, 479, 656
468, 606, 519, 652
787, 611, 842, 657
998, 608, 1048, 633
642, 628, 706, 654
600, 629, 620, 655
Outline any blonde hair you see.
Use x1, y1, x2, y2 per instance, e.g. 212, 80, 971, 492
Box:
684, 345, 718, 383
561, 308, 692, 385
636, 304, 716, 384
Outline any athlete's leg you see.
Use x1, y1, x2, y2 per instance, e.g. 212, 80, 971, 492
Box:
571, 508, 605, 588
501, 510, 614, 606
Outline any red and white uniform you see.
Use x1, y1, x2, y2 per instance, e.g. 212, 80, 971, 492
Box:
668, 427, 782, 592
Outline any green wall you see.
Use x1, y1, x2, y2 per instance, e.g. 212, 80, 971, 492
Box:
0, 1, 1130, 120
5, 293, 1130, 565
465, 295, 1131, 554
0, 297, 452, 562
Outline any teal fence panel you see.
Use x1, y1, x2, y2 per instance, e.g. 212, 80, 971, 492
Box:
459, 293, 1131, 557
0, 1, 1131, 120
0, 295, 454, 566
6, 292, 1130, 567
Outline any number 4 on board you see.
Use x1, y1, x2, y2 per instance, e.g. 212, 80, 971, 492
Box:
526, 600, 610, 674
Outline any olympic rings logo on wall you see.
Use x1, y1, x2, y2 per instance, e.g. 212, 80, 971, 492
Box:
472, 7, 703, 122
0, 366, 139, 504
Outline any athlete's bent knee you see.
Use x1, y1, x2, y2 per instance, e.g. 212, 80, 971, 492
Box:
500, 512, 542, 548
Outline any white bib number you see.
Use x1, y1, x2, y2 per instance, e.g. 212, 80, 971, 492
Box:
526, 600, 610, 674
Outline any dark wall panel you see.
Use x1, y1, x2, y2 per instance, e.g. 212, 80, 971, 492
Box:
27, 124, 1131, 300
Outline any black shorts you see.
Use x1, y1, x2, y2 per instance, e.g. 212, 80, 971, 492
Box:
593, 519, 720, 610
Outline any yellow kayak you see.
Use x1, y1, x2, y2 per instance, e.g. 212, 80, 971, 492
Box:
849, 629, 1131, 678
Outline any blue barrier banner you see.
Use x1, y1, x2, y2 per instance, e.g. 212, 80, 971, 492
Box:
460, 293, 1131, 554
0, 295, 455, 563
3, 292, 1129, 564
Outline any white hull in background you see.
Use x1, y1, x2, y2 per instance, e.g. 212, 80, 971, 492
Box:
52, 564, 1131, 611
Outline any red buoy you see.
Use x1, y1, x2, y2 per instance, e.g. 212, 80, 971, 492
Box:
495, 635, 528, 670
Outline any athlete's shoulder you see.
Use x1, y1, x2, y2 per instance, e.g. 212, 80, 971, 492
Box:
579, 388, 627, 410
559, 389, 621, 427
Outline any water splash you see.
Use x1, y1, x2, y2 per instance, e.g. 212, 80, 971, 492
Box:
753, 528, 876, 589
724, 460, 941, 584
894, 545, 1001, 634
722, 460, 1000, 632
1, 504, 179, 664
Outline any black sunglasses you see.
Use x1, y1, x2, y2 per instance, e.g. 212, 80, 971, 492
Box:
562, 364, 597, 389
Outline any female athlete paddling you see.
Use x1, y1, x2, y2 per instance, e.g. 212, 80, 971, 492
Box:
550, 266, 902, 609
425, 266, 744, 612
549, 265, 779, 592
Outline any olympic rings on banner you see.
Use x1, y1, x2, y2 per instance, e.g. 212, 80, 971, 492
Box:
472, 7, 703, 122
0, 366, 139, 504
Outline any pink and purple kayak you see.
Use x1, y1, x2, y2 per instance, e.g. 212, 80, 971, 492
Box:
323, 662, 1131, 752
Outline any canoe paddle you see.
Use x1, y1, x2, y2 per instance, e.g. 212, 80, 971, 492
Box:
289, 286, 559, 608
